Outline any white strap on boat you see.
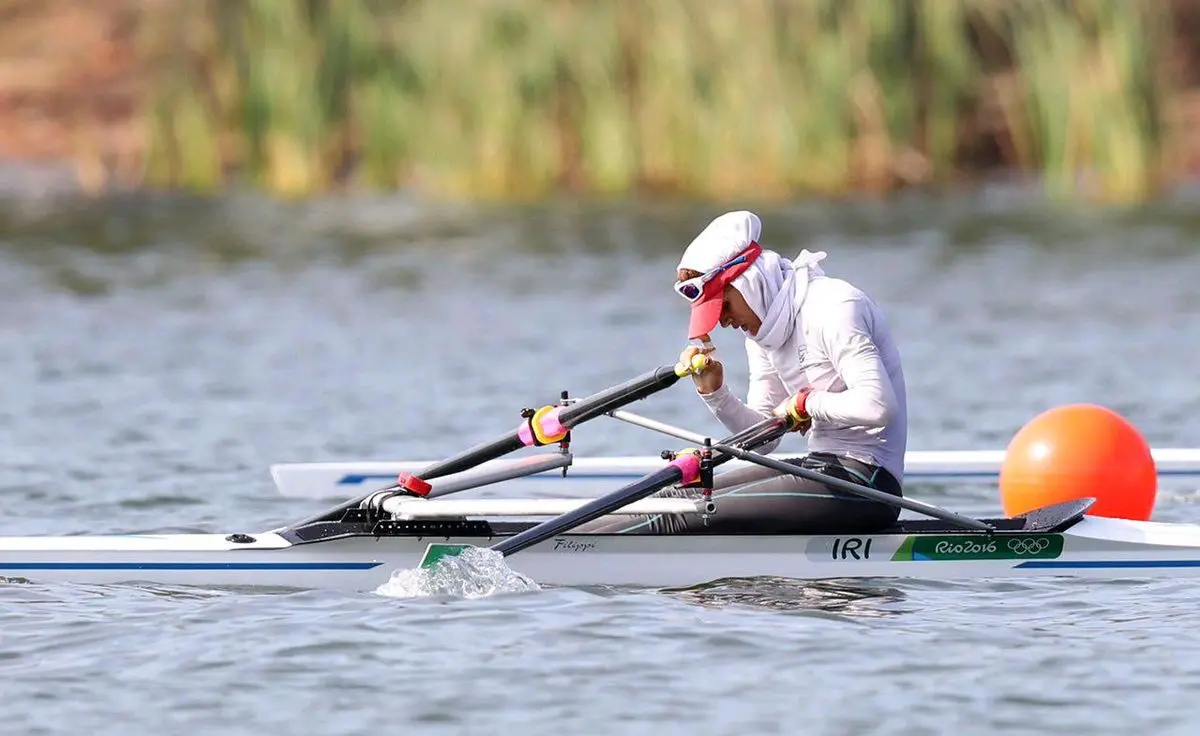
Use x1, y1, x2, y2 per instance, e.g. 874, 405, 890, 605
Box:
383, 496, 710, 519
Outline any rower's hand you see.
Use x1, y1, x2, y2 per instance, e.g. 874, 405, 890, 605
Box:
772, 389, 813, 434
679, 344, 723, 395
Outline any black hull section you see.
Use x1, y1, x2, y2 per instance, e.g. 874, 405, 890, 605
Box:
272, 498, 1092, 548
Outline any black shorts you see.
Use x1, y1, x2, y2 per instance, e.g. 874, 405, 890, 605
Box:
574, 452, 903, 535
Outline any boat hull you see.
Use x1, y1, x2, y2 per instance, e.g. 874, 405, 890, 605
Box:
3, 515, 1200, 591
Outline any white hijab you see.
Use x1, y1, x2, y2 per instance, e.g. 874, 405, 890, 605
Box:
676, 211, 826, 351
733, 247, 827, 351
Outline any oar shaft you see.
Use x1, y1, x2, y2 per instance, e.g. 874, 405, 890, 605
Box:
295, 365, 692, 527
413, 365, 686, 484
413, 435, 528, 482
292, 363, 701, 531
608, 409, 708, 445
557, 365, 684, 426
490, 466, 685, 556
611, 408, 787, 451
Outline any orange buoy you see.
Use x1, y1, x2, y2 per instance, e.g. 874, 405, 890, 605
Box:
999, 403, 1157, 521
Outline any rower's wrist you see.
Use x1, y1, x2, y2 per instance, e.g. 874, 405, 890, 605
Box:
697, 383, 731, 402
801, 390, 821, 420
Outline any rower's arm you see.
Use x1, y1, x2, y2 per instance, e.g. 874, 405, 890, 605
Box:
805, 295, 897, 428
698, 340, 788, 452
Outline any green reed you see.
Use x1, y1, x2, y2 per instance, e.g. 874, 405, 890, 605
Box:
980, 0, 1171, 202
140, 0, 1183, 202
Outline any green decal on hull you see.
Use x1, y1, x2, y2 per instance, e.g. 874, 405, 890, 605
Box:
892, 534, 1063, 562
420, 543, 473, 568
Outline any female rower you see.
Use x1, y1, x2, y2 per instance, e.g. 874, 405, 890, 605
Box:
582, 210, 908, 535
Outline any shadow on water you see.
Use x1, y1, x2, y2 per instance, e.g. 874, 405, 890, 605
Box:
660, 576, 910, 620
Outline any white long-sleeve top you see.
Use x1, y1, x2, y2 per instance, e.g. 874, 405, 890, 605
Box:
698, 275, 908, 482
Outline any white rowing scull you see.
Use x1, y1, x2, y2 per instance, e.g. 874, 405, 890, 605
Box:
1, 362, 1193, 592
0, 497, 1199, 591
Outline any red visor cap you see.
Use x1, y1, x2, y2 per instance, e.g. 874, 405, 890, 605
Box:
686, 252, 757, 339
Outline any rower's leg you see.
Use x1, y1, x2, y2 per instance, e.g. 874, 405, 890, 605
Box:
729, 453, 903, 534
569, 463, 783, 533
574, 454, 903, 535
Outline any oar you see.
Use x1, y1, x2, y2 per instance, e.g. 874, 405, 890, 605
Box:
419, 415, 789, 568
380, 358, 707, 497
291, 357, 710, 529
608, 409, 995, 532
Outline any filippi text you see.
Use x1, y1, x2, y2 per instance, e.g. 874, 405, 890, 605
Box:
553, 538, 597, 553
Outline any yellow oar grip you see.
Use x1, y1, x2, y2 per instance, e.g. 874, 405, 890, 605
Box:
674, 353, 710, 377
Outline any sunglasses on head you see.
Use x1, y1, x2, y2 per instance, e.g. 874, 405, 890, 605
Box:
673, 246, 759, 303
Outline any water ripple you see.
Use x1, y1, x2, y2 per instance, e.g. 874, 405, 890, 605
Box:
0, 194, 1198, 734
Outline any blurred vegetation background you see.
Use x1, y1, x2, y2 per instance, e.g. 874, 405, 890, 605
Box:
3, 0, 1200, 203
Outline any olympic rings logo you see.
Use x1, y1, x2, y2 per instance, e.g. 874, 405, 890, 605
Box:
1007, 537, 1051, 555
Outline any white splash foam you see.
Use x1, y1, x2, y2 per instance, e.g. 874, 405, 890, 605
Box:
373, 546, 541, 599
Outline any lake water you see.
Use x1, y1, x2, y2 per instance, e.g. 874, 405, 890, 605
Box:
1, 187, 1199, 735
